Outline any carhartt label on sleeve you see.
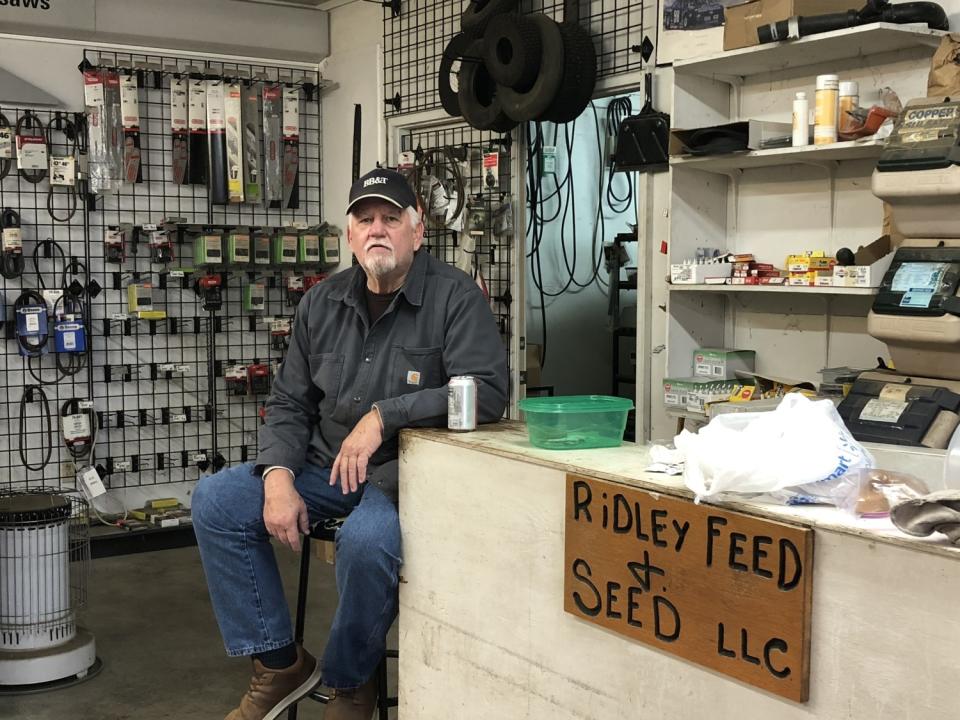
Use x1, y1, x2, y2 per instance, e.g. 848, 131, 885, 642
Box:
50, 156, 76, 186
189, 79, 207, 130
0, 126, 11, 159
120, 75, 140, 129
282, 87, 300, 139
171, 78, 189, 131
860, 398, 908, 423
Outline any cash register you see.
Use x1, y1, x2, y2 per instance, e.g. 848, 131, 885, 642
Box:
837, 99, 960, 448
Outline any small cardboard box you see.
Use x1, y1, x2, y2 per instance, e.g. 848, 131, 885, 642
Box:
831, 236, 894, 287
723, 0, 860, 51
693, 348, 757, 380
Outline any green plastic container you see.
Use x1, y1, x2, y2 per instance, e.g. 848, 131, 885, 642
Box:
518, 395, 634, 450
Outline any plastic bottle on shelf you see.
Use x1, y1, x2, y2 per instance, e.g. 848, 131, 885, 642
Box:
838, 80, 860, 135
814, 74, 839, 145
792, 92, 810, 147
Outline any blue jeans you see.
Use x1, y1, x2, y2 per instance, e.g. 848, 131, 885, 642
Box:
192, 462, 401, 689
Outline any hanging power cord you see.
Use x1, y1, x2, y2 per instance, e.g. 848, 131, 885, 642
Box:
1, 207, 25, 279
605, 97, 634, 215
0, 112, 11, 180
19, 385, 54, 473
15, 111, 48, 184
46, 113, 80, 222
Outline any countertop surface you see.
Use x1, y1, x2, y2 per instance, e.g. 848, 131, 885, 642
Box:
403, 421, 960, 561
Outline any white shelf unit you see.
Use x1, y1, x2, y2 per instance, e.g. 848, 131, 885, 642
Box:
664, 23, 943, 392
668, 284, 879, 295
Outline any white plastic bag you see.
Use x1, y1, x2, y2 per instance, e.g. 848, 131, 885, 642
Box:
675, 394, 873, 503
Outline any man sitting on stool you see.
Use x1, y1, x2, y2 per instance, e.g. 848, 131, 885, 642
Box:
193, 167, 509, 720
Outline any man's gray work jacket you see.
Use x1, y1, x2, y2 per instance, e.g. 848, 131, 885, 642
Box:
254, 249, 509, 502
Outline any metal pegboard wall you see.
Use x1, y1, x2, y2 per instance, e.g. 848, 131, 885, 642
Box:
0, 49, 327, 495
0, 106, 91, 492
400, 124, 514, 358
383, 0, 647, 116
79, 48, 325, 491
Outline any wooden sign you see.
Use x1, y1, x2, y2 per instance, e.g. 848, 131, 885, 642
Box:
564, 474, 814, 702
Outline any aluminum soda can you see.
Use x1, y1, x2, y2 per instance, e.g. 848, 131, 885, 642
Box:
448, 376, 478, 431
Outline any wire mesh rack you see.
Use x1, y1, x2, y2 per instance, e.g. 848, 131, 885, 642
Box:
382, 0, 649, 117
0, 47, 326, 495
400, 123, 515, 362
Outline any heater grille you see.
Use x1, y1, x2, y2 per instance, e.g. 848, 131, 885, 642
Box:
0, 490, 89, 652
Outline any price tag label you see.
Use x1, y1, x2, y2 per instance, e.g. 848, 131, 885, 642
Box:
171, 413, 187, 423
0, 126, 12, 159
42, 289, 64, 313
77, 465, 106, 498
159, 363, 175, 371
114, 460, 133, 472
79, 400, 95, 410
191, 452, 208, 463
175, 364, 191, 373
111, 313, 129, 321
62, 413, 91, 442
169, 270, 185, 278
50, 156, 76, 186
17, 135, 48, 170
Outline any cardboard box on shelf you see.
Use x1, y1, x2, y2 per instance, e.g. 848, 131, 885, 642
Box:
694, 348, 757, 380
831, 236, 895, 287
723, 0, 860, 51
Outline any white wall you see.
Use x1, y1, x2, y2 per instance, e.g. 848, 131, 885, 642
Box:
319, 0, 384, 237
0, 0, 329, 62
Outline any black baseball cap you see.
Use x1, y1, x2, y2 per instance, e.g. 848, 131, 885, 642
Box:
346, 168, 418, 214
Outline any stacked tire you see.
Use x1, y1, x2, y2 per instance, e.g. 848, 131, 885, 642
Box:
439, 1, 598, 131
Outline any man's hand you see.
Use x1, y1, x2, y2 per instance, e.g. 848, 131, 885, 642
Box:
330, 408, 384, 495
263, 468, 309, 552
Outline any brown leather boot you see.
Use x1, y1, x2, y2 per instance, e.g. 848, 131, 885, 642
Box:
323, 675, 378, 720
224, 645, 322, 720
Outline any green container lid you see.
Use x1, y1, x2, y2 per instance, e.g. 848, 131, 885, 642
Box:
519, 395, 634, 413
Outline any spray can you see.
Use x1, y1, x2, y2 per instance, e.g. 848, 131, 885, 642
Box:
448, 376, 478, 431
838, 80, 859, 134
814, 74, 839, 145
792, 92, 810, 147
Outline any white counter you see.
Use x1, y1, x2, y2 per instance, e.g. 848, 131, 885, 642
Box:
398, 422, 960, 719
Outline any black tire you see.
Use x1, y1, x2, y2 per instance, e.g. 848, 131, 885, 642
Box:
461, 0, 520, 38
542, 22, 598, 124
438, 32, 471, 117
458, 40, 517, 132
483, 13, 542, 92
498, 15, 564, 123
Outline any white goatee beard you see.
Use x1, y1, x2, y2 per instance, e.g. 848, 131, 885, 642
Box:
363, 253, 398, 279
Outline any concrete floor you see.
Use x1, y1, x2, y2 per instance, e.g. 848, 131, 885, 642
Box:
4, 541, 397, 720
